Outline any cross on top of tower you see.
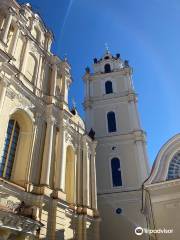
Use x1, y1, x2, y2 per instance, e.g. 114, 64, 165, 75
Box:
105, 43, 110, 53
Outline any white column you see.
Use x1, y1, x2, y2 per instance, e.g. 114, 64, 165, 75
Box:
10, 27, 20, 57
54, 126, 67, 191
82, 138, 89, 206
36, 55, 43, 90
74, 150, 77, 204
76, 137, 82, 205
59, 128, 67, 191
40, 117, 55, 185
30, 113, 44, 185
20, 36, 29, 74
0, 81, 7, 112
1, 13, 13, 44
90, 144, 97, 210
50, 63, 57, 96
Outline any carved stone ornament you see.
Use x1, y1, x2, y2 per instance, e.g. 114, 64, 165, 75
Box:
6, 88, 16, 100
65, 131, 73, 144
30, 42, 38, 55
0, 210, 42, 235
6, 88, 35, 109
0, 197, 19, 213
16, 93, 35, 109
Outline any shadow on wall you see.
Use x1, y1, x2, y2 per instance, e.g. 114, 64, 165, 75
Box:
99, 201, 147, 240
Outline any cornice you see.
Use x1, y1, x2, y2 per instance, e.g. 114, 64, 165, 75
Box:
96, 129, 146, 143
145, 178, 180, 191
89, 67, 132, 80
83, 90, 137, 109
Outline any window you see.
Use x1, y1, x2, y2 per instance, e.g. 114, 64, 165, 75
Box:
107, 111, 117, 132
0, 120, 20, 179
105, 81, 113, 94
104, 64, 111, 73
167, 152, 180, 180
111, 158, 122, 187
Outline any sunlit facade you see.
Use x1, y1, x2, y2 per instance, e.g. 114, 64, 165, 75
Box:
1, 1, 180, 240
0, 0, 100, 239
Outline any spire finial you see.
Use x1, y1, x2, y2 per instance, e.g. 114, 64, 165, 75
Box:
105, 43, 109, 53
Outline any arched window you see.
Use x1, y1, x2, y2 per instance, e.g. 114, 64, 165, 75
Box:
167, 152, 180, 180
104, 64, 111, 73
107, 111, 117, 133
111, 158, 122, 187
0, 120, 20, 179
25, 53, 37, 81
105, 81, 113, 94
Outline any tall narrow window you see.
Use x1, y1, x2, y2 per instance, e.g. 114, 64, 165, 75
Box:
111, 158, 122, 187
104, 64, 111, 73
167, 152, 180, 180
0, 120, 20, 179
105, 81, 113, 94
107, 111, 117, 132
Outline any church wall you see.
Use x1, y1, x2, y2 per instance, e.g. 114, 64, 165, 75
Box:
0, 1, 100, 239
143, 179, 180, 240
98, 190, 148, 240
96, 140, 146, 193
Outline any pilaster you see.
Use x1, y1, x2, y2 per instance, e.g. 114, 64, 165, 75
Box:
90, 143, 98, 210
1, 11, 13, 44
50, 62, 57, 96
30, 113, 45, 185
0, 80, 7, 112
54, 125, 66, 192
10, 26, 20, 57
40, 116, 55, 186
82, 137, 89, 207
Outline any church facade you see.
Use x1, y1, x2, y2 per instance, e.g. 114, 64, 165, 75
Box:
0, 0, 100, 239
0, 0, 180, 240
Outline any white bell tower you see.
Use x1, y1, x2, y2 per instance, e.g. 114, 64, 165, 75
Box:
83, 50, 150, 240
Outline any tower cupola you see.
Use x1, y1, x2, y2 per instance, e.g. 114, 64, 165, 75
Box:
93, 50, 130, 74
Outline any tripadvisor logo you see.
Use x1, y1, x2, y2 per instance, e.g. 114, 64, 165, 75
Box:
135, 227, 174, 236
135, 227, 144, 236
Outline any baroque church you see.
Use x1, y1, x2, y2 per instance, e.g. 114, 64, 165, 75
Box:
0, 0, 180, 240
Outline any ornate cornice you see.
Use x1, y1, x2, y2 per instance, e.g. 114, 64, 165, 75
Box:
0, 210, 42, 236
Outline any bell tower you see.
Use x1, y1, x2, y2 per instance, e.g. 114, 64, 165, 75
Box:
83, 50, 149, 240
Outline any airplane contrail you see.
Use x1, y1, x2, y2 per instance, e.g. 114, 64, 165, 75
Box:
60, 0, 74, 39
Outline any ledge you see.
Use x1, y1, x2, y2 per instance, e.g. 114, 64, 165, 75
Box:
0, 209, 43, 236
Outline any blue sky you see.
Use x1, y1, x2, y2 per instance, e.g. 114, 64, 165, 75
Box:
19, 0, 180, 166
